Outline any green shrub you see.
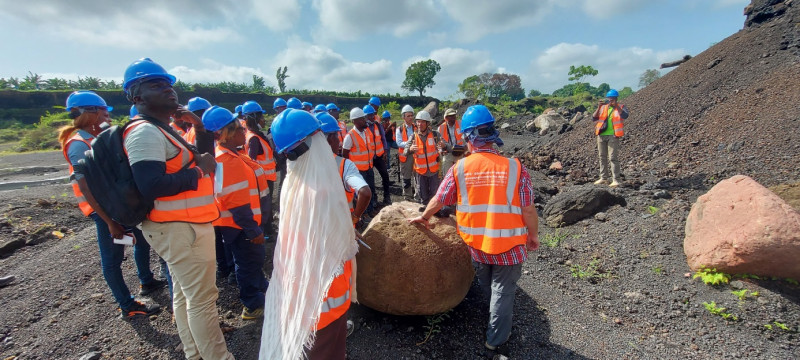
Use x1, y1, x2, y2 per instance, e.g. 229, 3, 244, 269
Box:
0, 128, 21, 142
17, 112, 70, 152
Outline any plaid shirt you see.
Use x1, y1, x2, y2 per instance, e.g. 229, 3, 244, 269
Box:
435, 148, 534, 265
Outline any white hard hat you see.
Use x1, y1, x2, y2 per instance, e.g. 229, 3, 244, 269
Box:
401, 105, 414, 114
349, 107, 366, 120
415, 110, 432, 122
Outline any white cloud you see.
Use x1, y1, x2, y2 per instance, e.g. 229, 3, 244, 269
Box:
169, 59, 270, 85
402, 48, 499, 98
440, 0, 552, 42
528, 42, 685, 92
312, 0, 440, 41
249, 0, 302, 32
577, 0, 654, 18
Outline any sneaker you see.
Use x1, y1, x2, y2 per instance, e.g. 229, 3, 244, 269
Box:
120, 301, 160, 320
593, 179, 609, 185
609, 180, 621, 188
346, 320, 355, 337
139, 279, 167, 296
484, 341, 496, 351
0, 275, 16, 288
241, 307, 264, 320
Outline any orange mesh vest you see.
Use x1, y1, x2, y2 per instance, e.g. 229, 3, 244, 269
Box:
212, 146, 262, 228
438, 122, 464, 147
124, 120, 218, 224
337, 121, 347, 145
453, 152, 528, 254
62, 132, 94, 216
244, 129, 277, 181
169, 121, 185, 137
347, 128, 374, 171
367, 122, 385, 157
413, 131, 439, 175
398, 124, 413, 163
316, 260, 352, 330
595, 104, 625, 137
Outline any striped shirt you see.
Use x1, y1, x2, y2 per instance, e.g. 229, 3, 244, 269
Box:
435, 148, 534, 265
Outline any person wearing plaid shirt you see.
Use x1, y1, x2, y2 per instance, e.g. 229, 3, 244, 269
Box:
410, 105, 538, 356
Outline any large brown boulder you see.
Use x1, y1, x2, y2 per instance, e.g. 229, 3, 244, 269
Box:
356, 201, 474, 315
684, 175, 800, 279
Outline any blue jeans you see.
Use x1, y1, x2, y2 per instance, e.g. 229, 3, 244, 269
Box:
214, 227, 235, 276
90, 213, 157, 310
222, 229, 268, 310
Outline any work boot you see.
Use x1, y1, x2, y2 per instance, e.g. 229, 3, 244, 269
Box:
139, 278, 168, 296
120, 301, 161, 320
593, 179, 609, 185
242, 307, 264, 320
609, 180, 621, 188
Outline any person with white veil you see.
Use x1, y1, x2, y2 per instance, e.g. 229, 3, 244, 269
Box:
259, 109, 358, 360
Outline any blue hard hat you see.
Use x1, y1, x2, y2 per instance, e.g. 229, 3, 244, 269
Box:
187, 97, 212, 112
273, 97, 287, 109
270, 109, 322, 154
201, 106, 238, 133
381, 110, 391, 119
65, 91, 113, 112
301, 101, 312, 109
461, 105, 495, 134
129, 105, 138, 120
242, 100, 267, 115
368, 96, 381, 106
326, 103, 339, 111
606, 89, 619, 98
235, 105, 243, 114
122, 58, 176, 93
362, 105, 376, 115
316, 112, 341, 134
314, 104, 326, 113
287, 97, 302, 109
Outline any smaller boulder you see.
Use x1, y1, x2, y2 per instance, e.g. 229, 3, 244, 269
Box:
423, 101, 439, 119
543, 185, 625, 227
532, 112, 568, 134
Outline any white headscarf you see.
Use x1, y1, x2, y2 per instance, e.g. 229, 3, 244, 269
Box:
259, 131, 358, 359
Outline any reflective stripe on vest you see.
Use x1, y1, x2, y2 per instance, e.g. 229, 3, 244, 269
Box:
413, 132, 439, 175
244, 130, 277, 181
347, 128, 374, 171
124, 120, 218, 224
454, 153, 527, 254
368, 123, 385, 157
63, 133, 94, 216
596, 104, 625, 137
316, 260, 352, 330
212, 146, 262, 229
438, 122, 464, 147
398, 125, 412, 163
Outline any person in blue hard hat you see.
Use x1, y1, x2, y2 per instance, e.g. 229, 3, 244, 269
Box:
287, 97, 302, 110
59, 91, 166, 320
302, 101, 313, 112
241, 100, 277, 235
273, 97, 288, 114
314, 104, 327, 114
183, 97, 212, 146
380, 110, 397, 171
121, 58, 234, 360
591, 89, 629, 187
363, 101, 392, 209
327, 103, 347, 149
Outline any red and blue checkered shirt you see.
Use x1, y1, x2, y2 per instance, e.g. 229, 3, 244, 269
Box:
435, 148, 534, 265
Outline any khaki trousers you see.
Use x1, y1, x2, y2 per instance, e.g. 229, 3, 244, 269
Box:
142, 220, 234, 360
596, 135, 621, 181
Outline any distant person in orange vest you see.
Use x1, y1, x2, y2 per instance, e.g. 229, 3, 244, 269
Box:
364, 101, 391, 208
406, 110, 442, 213
203, 106, 269, 321
184, 97, 211, 146
410, 105, 539, 357
121, 58, 233, 360
395, 105, 417, 200
342, 107, 377, 216
381, 110, 397, 170
327, 103, 347, 154
438, 108, 466, 174
60, 91, 165, 320
241, 100, 278, 235
591, 89, 629, 187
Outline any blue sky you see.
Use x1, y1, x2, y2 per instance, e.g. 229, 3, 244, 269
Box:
0, 0, 749, 99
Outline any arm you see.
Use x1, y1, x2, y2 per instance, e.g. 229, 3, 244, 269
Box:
195, 129, 215, 155
395, 127, 406, 148
353, 186, 372, 219
76, 177, 124, 239
131, 161, 200, 201
229, 204, 264, 243
592, 102, 604, 120
522, 204, 539, 251
619, 104, 630, 119
247, 136, 262, 161
378, 123, 388, 150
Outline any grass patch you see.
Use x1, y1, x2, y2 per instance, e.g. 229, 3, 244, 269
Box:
703, 301, 738, 321
693, 267, 731, 286
541, 228, 570, 248
570, 257, 610, 281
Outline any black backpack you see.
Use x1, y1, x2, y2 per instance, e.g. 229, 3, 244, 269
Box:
75, 116, 195, 227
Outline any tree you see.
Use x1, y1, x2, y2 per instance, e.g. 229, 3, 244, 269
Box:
527, 89, 542, 97
402, 59, 441, 97
567, 65, 598, 96
458, 72, 525, 101
21, 72, 44, 90
252, 75, 266, 92
638, 69, 661, 88
458, 75, 487, 100
276, 66, 289, 93
618, 87, 634, 100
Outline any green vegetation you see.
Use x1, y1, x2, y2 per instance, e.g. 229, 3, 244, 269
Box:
458, 73, 526, 101
567, 65, 598, 96
276, 66, 289, 93
647, 206, 660, 215
651, 265, 663, 275
402, 59, 441, 97
541, 228, 570, 248
17, 112, 70, 152
639, 69, 661, 88
693, 267, 731, 286
416, 310, 452, 346
764, 321, 795, 332
786, 278, 799, 286
570, 258, 610, 281
730, 289, 759, 301
703, 301, 738, 321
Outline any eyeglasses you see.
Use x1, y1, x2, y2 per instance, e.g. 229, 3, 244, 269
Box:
78, 106, 106, 113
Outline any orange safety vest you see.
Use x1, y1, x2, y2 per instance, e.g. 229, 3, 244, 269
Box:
212, 146, 263, 228
413, 131, 439, 175
244, 129, 277, 181
438, 121, 464, 147
124, 120, 218, 224
595, 104, 625, 137
337, 121, 347, 145
336, 155, 355, 212
346, 128, 374, 171
62, 132, 94, 217
170, 121, 185, 137
367, 123, 385, 157
183, 126, 196, 146
316, 260, 352, 330
397, 124, 414, 163
453, 152, 527, 254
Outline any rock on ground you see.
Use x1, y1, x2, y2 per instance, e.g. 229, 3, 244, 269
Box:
527, 112, 567, 134
356, 201, 474, 315
684, 175, 800, 279
542, 185, 625, 227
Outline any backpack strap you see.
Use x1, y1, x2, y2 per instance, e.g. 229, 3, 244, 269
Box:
133, 114, 200, 155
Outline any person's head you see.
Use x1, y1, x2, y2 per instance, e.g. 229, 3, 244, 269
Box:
203, 106, 245, 147
302, 102, 313, 112
287, 97, 302, 110
444, 108, 457, 125
242, 100, 267, 129
326, 103, 340, 119
235, 105, 243, 119
381, 110, 391, 123
60, 91, 112, 144
606, 89, 619, 105
350, 107, 367, 130
273, 98, 288, 114
123, 58, 178, 116
401, 105, 414, 125
415, 110, 432, 132
461, 105, 502, 150
270, 109, 321, 161
187, 97, 212, 118
362, 105, 377, 124
369, 96, 380, 112
313, 104, 327, 114
317, 112, 342, 154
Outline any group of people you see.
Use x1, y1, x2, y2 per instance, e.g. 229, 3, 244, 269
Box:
58, 57, 630, 359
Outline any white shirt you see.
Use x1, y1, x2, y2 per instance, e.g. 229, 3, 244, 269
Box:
342, 127, 368, 151
339, 157, 368, 192
395, 123, 415, 148
124, 122, 181, 165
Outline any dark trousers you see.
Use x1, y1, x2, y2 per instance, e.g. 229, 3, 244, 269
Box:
359, 167, 376, 213
306, 312, 347, 360
223, 229, 268, 310
214, 227, 234, 276
373, 155, 391, 203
